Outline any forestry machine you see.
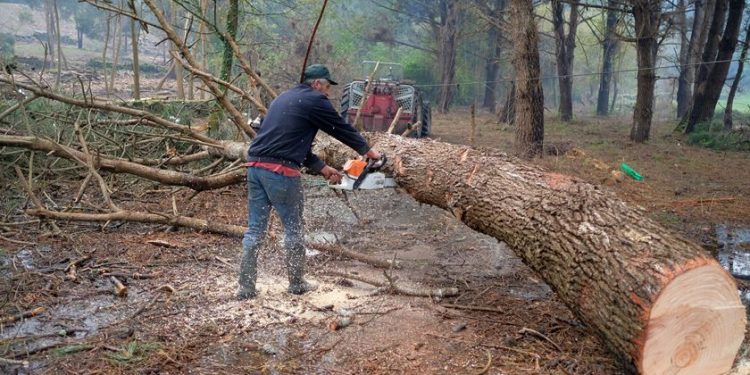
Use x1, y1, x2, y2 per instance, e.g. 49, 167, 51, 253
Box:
339, 61, 431, 138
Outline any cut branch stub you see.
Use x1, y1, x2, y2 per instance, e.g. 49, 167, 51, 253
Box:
316, 133, 746, 374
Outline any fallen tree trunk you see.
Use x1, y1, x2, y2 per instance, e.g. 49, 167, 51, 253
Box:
316, 133, 746, 374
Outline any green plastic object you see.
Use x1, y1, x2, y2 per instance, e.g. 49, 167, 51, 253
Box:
620, 163, 643, 181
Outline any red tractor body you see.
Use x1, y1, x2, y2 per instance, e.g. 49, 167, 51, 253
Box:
340, 62, 430, 137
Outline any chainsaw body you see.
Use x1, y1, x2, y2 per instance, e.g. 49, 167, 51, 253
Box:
329, 158, 396, 190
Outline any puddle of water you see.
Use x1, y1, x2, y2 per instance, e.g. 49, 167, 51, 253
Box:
716, 224, 750, 279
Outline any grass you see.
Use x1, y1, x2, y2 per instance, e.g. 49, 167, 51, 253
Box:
52, 344, 93, 356
686, 121, 750, 151
106, 341, 160, 365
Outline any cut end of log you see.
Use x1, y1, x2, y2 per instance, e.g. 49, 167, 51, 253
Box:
640, 263, 747, 375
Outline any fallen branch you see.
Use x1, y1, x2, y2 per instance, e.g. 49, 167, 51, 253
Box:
25, 206, 245, 238
0, 357, 29, 367
308, 243, 400, 269
671, 197, 736, 207
474, 350, 492, 375
111, 276, 128, 297
441, 303, 507, 314
323, 270, 458, 297
101, 272, 159, 280
0, 307, 45, 326
518, 327, 562, 352
2, 134, 245, 191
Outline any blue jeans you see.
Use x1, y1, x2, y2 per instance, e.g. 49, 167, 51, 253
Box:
239, 167, 305, 292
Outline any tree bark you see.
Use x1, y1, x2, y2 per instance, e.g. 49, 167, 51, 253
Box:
596, 1, 618, 117
687, 0, 744, 131
436, 0, 460, 113
315, 133, 746, 374
675, 0, 691, 119
482, 24, 502, 111
552, 0, 578, 121
510, 0, 544, 158
110, 14, 122, 94
220, 0, 239, 85
498, 81, 516, 124
630, 0, 660, 143
723, 19, 750, 131
130, 18, 141, 100
171, 3, 185, 100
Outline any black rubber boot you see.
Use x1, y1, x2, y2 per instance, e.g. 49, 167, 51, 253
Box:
286, 244, 317, 295
237, 246, 258, 300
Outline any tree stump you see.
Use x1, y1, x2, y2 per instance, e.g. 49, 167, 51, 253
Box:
316, 133, 747, 374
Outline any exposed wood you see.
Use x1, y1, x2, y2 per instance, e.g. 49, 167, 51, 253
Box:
0, 307, 45, 326
386, 107, 404, 134
314, 133, 746, 374
353, 61, 380, 131
110, 276, 128, 297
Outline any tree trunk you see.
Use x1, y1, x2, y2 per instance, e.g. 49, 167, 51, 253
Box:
630, 0, 660, 143
53, 0, 62, 90
77, 28, 83, 49
498, 81, 516, 124
510, 0, 544, 158
482, 24, 502, 111
315, 132, 746, 374
102, 18, 110, 96
436, 0, 460, 113
552, 0, 578, 121
171, 4, 185, 100
110, 15, 122, 94
685, 0, 728, 133
220, 0, 239, 84
688, 0, 744, 131
596, 1, 618, 117
675, 0, 691, 119
199, 0, 209, 100
724, 21, 750, 131
130, 19, 140, 100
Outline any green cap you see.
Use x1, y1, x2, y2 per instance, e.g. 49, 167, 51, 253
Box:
304, 64, 338, 85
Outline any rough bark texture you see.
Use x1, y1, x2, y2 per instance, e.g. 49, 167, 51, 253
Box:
498, 81, 516, 124
552, 0, 578, 121
436, 0, 460, 113
315, 132, 746, 373
510, 0, 544, 158
596, 2, 618, 117
687, 0, 744, 130
630, 0, 660, 143
724, 21, 750, 130
675, 0, 691, 119
482, 24, 502, 111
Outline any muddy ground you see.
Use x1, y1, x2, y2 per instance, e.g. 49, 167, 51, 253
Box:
1, 58, 750, 373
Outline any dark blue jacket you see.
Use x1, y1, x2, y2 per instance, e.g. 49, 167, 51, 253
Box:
247, 83, 370, 172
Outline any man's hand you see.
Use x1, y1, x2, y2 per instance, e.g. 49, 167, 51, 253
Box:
321, 165, 342, 184
365, 149, 382, 160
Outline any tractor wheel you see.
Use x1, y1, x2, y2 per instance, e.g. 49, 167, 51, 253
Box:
340, 83, 351, 120
420, 101, 432, 137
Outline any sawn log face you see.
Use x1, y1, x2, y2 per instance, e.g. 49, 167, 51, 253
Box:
315, 133, 746, 372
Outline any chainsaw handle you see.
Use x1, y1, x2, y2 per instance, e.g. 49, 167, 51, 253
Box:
368, 153, 386, 170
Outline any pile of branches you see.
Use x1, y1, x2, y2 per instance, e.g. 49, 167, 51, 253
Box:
0, 0, 275, 235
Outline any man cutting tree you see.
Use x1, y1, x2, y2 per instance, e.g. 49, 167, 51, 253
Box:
238, 64, 383, 300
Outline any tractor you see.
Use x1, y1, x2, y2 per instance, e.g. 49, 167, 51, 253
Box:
339, 61, 431, 137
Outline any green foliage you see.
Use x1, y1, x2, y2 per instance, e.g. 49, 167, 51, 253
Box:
53, 344, 93, 356
86, 58, 165, 74
106, 341, 160, 364
0, 32, 15, 62
18, 9, 33, 25
686, 121, 750, 151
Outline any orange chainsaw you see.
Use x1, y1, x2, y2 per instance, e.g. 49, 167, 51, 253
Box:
330, 154, 394, 190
